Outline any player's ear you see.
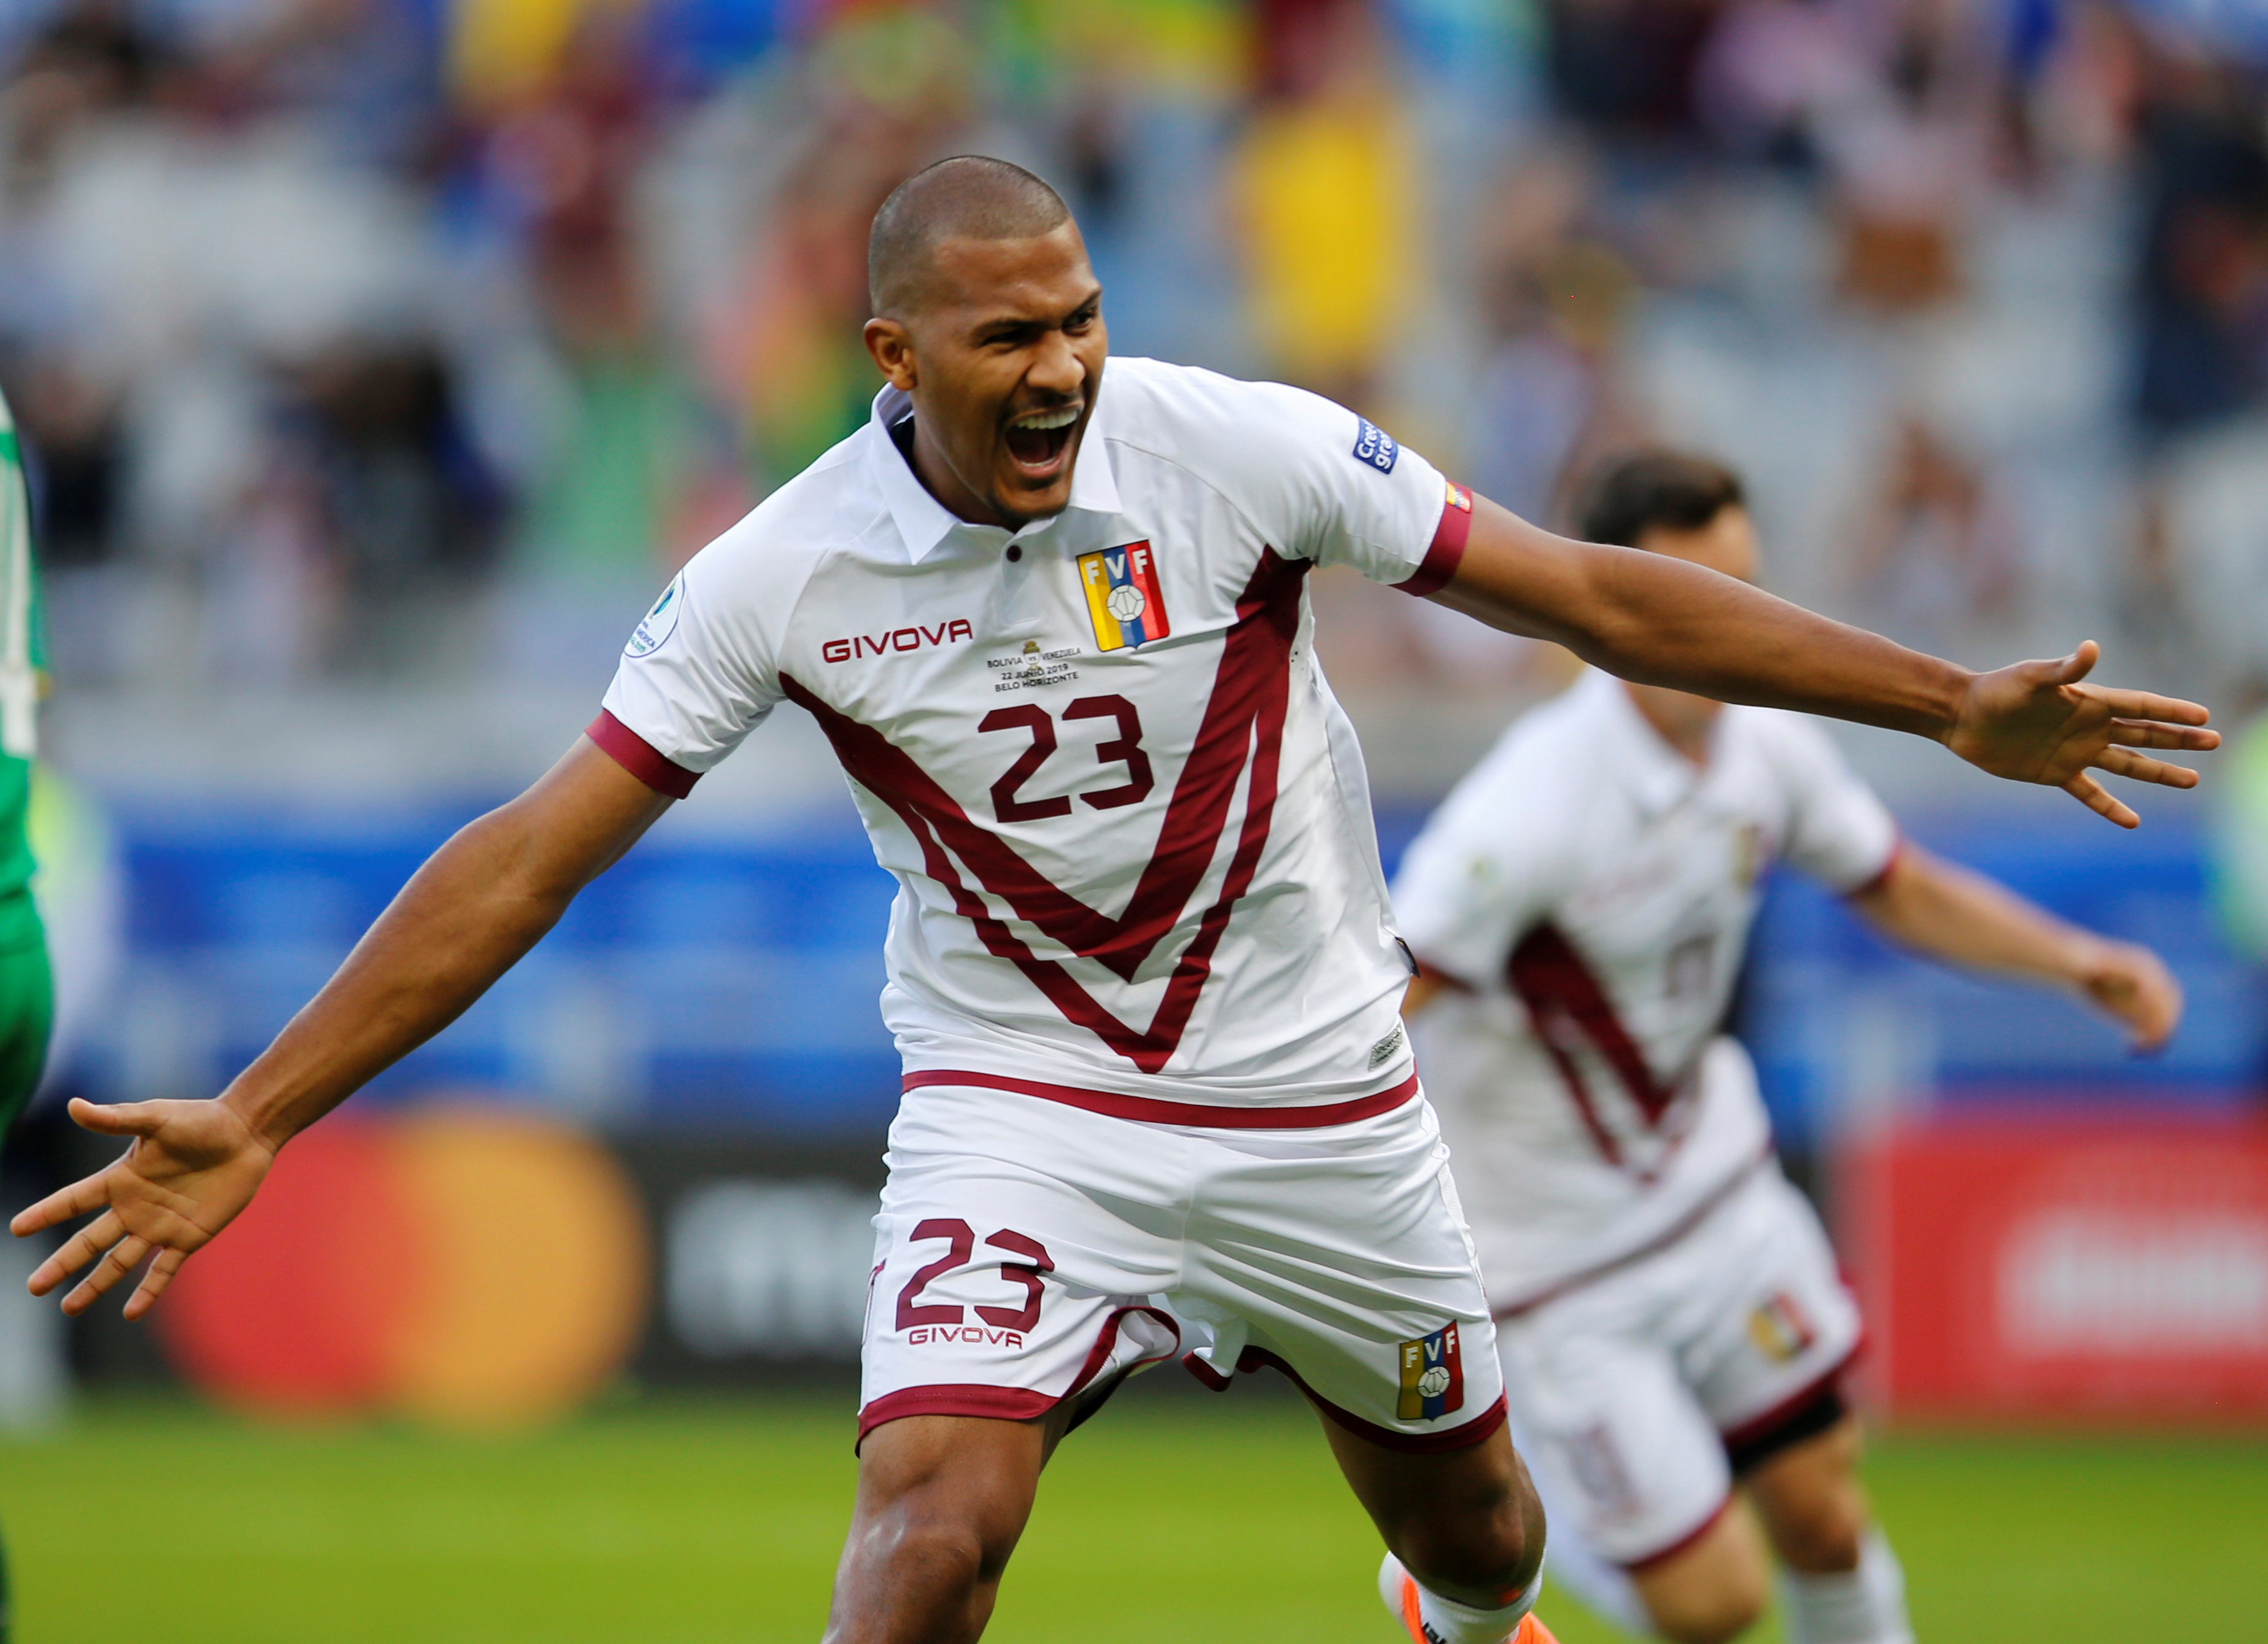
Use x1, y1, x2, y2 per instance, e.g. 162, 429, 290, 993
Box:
864, 317, 918, 392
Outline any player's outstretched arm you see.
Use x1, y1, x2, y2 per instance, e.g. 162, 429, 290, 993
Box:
1434, 496, 2218, 826
1847, 843, 2181, 1050
9, 737, 673, 1318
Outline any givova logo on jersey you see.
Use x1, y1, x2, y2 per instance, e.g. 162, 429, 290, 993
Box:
1396, 1322, 1466, 1421
1078, 541, 1171, 651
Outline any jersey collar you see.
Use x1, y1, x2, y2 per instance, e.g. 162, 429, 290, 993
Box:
865, 381, 1122, 565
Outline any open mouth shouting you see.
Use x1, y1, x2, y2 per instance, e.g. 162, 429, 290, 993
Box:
1004, 402, 1083, 479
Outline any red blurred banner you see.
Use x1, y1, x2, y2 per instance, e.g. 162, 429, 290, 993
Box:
1841, 1114, 2268, 1423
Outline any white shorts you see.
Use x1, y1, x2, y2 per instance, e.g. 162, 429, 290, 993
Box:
860, 1079, 1507, 1452
1494, 1163, 1860, 1568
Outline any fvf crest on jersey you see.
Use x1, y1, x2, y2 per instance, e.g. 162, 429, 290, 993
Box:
1079, 541, 1170, 650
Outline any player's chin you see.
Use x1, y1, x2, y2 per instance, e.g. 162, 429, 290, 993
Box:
995, 440, 1081, 518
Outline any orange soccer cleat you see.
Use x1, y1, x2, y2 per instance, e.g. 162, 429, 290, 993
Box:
1388, 1563, 1563, 1644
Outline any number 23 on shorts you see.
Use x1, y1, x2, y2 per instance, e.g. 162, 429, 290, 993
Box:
891, 1219, 1054, 1346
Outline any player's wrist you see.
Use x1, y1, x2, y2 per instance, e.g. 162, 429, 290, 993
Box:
1926, 658, 1981, 746
218, 1079, 306, 1156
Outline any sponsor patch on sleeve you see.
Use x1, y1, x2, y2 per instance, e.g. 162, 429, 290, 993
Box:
1353, 417, 1399, 475
1396, 1322, 1466, 1421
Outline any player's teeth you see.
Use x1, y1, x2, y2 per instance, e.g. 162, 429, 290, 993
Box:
1012, 407, 1079, 430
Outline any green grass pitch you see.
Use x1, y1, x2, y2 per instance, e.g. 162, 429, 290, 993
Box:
2, 1385, 2259, 1642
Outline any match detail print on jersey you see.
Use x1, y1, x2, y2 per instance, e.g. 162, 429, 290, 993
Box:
1079, 541, 1170, 651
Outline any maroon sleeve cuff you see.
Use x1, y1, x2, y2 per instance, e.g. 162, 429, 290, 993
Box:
586, 710, 699, 799
1397, 481, 1474, 599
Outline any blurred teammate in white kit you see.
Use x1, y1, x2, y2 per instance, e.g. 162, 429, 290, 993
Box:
1393, 452, 2186, 1644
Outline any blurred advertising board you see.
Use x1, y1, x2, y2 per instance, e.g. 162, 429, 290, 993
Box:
1841, 1115, 2268, 1423
60, 1107, 887, 1414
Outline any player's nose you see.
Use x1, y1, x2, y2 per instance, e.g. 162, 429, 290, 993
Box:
1025, 329, 1085, 397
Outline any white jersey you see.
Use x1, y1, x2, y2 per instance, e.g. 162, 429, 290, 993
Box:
598, 357, 1473, 1120
1392, 670, 1898, 1305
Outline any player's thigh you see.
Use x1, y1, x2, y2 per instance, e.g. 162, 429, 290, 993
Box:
1178, 1098, 1506, 1451
1680, 1171, 1862, 1471
831, 1413, 1049, 1643
1625, 1497, 1774, 1644
1321, 1408, 1542, 1601
1495, 1292, 1737, 1573
861, 1098, 1186, 1446
1741, 1413, 1870, 1574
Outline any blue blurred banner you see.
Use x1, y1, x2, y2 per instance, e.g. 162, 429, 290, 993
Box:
99, 803, 902, 1133
75, 801, 2268, 1141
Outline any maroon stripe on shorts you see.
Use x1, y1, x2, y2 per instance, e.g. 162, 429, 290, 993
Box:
855, 1384, 1055, 1446
856, 1306, 1181, 1449
586, 710, 699, 799
901, 1069, 1420, 1130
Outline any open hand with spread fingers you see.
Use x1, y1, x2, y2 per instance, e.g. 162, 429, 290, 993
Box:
1946, 642, 2218, 828
9, 1096, 276, 1320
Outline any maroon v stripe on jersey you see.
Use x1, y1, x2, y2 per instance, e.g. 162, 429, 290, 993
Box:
780, 549, 1306, 1073
1507, 921, 1681, 1164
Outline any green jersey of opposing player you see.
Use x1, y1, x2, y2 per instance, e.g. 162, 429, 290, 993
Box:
0, 382, 52, 1644
0, 385, 51, 1141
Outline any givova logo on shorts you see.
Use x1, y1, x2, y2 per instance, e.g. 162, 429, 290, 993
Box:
1396, 1322, 1466, 1421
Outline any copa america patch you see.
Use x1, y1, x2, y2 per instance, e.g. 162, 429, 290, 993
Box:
626, 574, 684, 657
1396, 1322, 1466, 1421
1353, 417, 1399, 474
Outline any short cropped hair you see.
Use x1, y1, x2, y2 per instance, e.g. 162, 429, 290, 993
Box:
868, 156, 1072, 317
1574, 451, 1746, 548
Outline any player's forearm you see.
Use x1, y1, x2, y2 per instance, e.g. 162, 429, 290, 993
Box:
217, 805, 582, 1148
1847, 847, 2102, 989
1440, 503, 1971, 740
217, 740, 670, 1150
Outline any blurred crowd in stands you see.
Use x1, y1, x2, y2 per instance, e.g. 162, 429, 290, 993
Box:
7, 0, 2268, 711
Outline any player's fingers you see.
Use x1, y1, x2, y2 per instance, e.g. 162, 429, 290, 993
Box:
61, 1234, 150, 1316
2090, 747, 2200, 789
2062, 771, 2138, 829
123, 1248, 189, 1322
9, 1171, 112, 1238
2049, 640, 2100, 685
2105, 719, 2221, 751
2083, 688, 2213, 728
67, 1096, 171, 1138
28, 1209, 124, 1294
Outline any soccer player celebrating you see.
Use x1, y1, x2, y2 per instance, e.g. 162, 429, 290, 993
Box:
10, 161, 2215, 1644
0, 382, 56, 1644
1391, 451, 2188, 1644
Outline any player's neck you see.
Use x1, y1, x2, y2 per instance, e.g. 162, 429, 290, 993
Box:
1623, 680, 1723, 767
898, 413, 1028, 532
